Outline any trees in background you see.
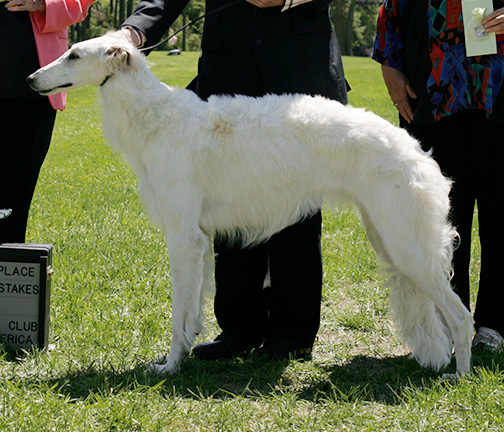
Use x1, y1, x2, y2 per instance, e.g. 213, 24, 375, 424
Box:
332, 0, 381, 56
70, 0, 380, 56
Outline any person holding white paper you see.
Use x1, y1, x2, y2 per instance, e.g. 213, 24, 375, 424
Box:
483, 6, 504, 33
373, 0, 504, 351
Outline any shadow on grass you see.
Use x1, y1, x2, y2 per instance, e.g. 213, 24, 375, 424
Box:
10, 347, 504, 405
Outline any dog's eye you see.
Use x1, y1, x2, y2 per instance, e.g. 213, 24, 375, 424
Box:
68, 52, 80, 60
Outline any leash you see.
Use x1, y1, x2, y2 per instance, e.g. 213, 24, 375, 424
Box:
139, 0, 243, 53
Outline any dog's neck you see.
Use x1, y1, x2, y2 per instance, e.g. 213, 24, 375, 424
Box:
98, 53, 201, 160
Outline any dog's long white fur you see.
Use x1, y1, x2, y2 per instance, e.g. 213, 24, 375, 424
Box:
28, 32, 474, 377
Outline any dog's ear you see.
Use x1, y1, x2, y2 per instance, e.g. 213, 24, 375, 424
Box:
105, 46, 138, 72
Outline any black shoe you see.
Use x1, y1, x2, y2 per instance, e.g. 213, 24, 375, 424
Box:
253, 337, 313, 361
192, 333, 258, 360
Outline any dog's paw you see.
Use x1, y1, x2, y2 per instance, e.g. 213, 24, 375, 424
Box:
146, 355, 177, 376
441, 370, 470, 381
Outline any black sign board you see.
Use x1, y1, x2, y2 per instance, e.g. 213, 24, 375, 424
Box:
0, 244, 52, 351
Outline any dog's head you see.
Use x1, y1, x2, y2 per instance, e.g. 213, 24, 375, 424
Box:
27, 32, 138, 95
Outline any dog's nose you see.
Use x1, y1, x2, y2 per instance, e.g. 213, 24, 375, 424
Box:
26, 75, 34, 86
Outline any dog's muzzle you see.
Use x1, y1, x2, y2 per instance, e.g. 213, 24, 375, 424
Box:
25, 75, 73, 95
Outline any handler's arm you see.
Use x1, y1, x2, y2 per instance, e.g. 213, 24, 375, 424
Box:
373, 0, 417, 123
381, 65, 417, 124
122, 0, 190, 49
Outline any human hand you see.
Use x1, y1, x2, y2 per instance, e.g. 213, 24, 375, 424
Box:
381, 64, 417, 124
5, 0, 46, 12
246, 0, 285, 8
119, 27, 145, 48
482, 7, 504, 34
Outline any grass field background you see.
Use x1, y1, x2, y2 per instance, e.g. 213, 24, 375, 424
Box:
1, 52, 503, 431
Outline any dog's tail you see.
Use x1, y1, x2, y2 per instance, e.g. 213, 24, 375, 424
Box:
388, 272, 453, 370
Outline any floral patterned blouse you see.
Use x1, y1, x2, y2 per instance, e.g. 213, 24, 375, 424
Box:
373, 0, 504, 123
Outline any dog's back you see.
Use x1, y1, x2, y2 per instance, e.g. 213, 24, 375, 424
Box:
175, 93, 445, 246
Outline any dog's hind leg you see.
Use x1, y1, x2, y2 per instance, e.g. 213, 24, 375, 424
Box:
388, 272, 472, 376
359, 208, 455, 369
355, 172, 472, 375
150, 228, 212, 375
391, 268, 472, 377
427, 283, 473, 378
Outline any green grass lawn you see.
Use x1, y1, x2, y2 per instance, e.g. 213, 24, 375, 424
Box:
1, 53, 501, 431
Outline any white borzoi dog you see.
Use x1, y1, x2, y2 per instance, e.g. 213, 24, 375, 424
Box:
28, 32, 473, 377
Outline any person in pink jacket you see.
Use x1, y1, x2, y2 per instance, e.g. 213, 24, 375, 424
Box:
0, 0, 94, 242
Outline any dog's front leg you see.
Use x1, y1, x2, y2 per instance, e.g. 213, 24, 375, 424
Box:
150, 229, 212, 375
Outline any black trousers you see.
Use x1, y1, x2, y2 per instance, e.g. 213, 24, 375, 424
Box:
0, 97, 56, 243
214, 213, 323, 348
404, 110, 504, 335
